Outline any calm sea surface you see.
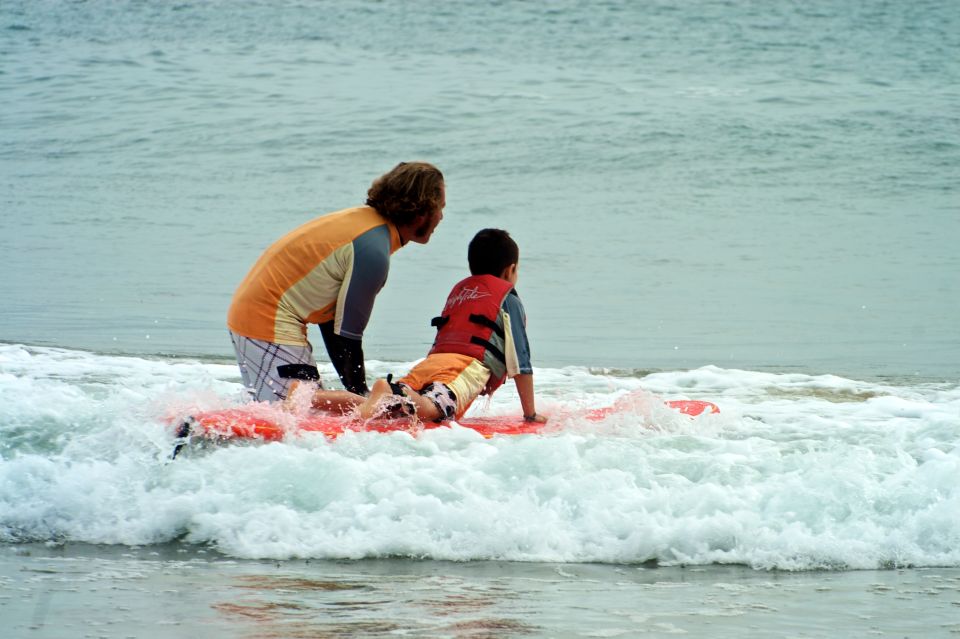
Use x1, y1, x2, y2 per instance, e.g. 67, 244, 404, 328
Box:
2, 1, 960, 637
3, 0, 958, 377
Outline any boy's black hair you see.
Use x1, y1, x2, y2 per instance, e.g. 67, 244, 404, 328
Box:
468, 228, 519, 276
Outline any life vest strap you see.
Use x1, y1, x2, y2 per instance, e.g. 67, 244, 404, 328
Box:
467, 313, 505, 339
432, 313, 504, 340
470, 336, 505, 364
386, 373, 406, 396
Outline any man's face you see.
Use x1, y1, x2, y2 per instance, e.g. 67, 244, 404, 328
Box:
407, 183, 445, 245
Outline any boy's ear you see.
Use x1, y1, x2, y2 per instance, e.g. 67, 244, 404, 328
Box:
501, 263, 518, 281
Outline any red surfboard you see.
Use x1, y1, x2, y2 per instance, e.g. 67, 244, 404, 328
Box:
172, 399, 719, 455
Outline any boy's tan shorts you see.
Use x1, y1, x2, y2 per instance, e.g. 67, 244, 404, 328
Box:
398, 353, 492, 420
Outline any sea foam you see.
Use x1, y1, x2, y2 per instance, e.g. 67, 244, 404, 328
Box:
1, 344, 958, 570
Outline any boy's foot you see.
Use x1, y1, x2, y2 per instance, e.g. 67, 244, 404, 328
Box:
283, 380, 319, 412
360, 377, 417, 420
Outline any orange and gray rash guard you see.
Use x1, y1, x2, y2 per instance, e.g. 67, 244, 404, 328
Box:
227, 206, 402, 346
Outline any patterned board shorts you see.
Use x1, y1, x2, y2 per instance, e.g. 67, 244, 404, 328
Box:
414, 382, 458, 421
229, 330, 322, 402
396, 354, 492, 421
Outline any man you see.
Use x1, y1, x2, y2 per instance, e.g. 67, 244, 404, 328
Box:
226, 162, 445, 402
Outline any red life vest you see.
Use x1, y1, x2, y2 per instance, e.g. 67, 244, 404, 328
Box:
429, 274, 516, 395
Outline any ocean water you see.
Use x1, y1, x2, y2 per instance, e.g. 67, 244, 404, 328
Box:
2, 0, 960, 636
4, 545, 960, 638
3, 0, 958, 376
1, 344, 959, 636
2, 343, 959, 570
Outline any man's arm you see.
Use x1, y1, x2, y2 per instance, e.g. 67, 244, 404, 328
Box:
318, 321, 368, 395
335, 225, 392, 339
320, 225, 393, 395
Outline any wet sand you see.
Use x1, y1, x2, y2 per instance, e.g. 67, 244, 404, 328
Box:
3, 543, 959, 638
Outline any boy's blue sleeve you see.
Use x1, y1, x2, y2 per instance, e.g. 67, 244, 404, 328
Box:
503, 291, 533, 374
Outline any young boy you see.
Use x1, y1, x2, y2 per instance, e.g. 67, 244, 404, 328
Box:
303, 228, 546, 424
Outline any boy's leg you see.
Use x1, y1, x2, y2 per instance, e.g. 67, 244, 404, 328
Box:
358, 379, 442, 421
405, 389, 442, 421
284, 380, 367, 414
414, 382, 458, 421
358, 379, 393, 418
311, 389, 366, 412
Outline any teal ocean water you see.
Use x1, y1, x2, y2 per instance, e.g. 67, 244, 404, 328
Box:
2, 1, 960, 636
3, 0, 958, 376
